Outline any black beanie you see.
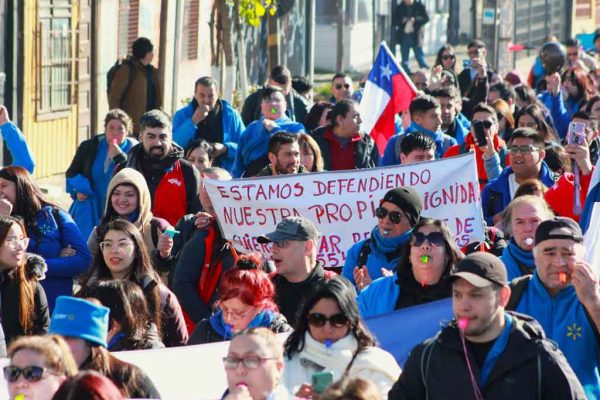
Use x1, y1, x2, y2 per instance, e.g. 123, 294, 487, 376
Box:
381, 187, 423, 226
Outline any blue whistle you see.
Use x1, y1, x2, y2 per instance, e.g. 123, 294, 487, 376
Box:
164, 228, 180, 238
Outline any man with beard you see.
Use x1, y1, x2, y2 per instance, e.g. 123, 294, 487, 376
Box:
173, 76, 245, 171
118, 109, 201, 226
256, 132, 303, 176
389, 252, 586, 400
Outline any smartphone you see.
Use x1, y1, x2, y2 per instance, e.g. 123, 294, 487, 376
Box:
463, 59, 471, 69
312, 371, 334, 394
567, 121, 586, 145
473, 120, 488, 147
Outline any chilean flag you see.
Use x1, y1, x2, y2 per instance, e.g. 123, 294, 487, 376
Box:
360, 41, 417, 154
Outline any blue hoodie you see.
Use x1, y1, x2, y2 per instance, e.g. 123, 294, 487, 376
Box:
28, 206, 92, 311
208, 309, 277, 340
516, 271, 600, 399
538, 91, 570, 140
0, 122, 35, 173
231, 116, 305, 178
499, 239, 536, 281
172, 99, 245, 172
481, 162, 555, 225
342, 227, 411, 285
380, 122, 457, 166
357, 273, 400, 318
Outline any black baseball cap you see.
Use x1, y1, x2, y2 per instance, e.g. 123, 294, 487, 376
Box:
535, 217, 584, 245
257, 217, 321, 243
449, 252, 508, 288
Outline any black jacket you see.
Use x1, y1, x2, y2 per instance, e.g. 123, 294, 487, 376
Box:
241, 87, 309, 126
310, 127, 379, 171
0, 256, 49, 344
271, 263, 331, 328
458, 69, 494, 98
108, 323, 165, 352
391, 1, 429, 46
188, 312, 292, 345
388, 312, 586, 400
66, 134, 130, 181
117, 143, 201, 215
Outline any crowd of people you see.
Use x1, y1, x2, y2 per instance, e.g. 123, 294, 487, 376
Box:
0, 28, 599, 400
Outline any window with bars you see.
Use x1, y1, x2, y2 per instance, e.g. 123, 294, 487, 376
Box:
37, 0, 73, 114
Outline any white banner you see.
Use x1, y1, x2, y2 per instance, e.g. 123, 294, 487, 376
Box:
205, 153, 485, 268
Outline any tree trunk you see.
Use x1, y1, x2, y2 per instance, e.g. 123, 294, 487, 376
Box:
221, 1, 235, 101
233, 0, 248, 101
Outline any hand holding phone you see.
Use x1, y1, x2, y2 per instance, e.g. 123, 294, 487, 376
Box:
463, 59, 471, 69
473, 120, 488, 147
567, 122, 586, 145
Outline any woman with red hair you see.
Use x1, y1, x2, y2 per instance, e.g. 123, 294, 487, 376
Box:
188, 254, 292, 344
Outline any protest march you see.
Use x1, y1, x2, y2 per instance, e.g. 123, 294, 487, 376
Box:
2, 4, 600, 399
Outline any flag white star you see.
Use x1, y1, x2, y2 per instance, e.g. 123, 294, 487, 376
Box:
380, 64, 393, 81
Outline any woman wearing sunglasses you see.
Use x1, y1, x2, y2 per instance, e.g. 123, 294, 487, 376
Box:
188, 254, 291, 345
222, 328, 288, 400
342, 188, 422, 289
0, 215, 50, 344
79, 219, 187, 347
5, 335, 77, 400
283, 277, 400, 398
358, 219, 463, 318
434, 45, 457, 74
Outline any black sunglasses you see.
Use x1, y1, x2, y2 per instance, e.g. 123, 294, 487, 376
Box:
411, 231, 446, 247
307, 312, 349, 328
3, 365, 53, 383
375, 207, 403, 224
473, 119, 493, 129
335, 83, 351, 90
442, 55, 455, 60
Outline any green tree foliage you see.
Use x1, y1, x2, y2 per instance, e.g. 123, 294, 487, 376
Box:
227, 0, 277, 26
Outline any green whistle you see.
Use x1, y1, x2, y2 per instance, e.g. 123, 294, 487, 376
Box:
15, 395, 25, 400
271, 107, 277, 115
420, 255, 429, 264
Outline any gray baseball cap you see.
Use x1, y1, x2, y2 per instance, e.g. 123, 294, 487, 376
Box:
257, 217, 321, 243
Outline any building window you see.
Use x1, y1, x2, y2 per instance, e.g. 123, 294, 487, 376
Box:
185, 0, 200, 60
37, 0, 73, 114
118, 0, 140, 58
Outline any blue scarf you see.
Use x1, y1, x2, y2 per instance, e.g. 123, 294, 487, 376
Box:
409, 121, 445, 158
209, 309, 276, 340
500, 239, 535, 281
479, 313, 513, 385
371, 226, 412, 255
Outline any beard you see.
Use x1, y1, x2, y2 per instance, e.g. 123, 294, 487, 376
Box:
274, 159, 298, 175
147, 146, 165, 161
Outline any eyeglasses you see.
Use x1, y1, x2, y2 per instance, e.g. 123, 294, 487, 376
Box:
473, 119, 493, 129
99, 240, 134, 253
3, 366, 57, 383
223, 356, 277, 370
307, 312, 349, 328
509, 145, 539, 154
375, 207, 404, 224
4, 236, 29, 250
335, 83, 351, 90
272, 240, 290, 249
220, 305, 255, 320
442, 54, 455, 60
411, 231, 446, 247
567, 52, 578, 58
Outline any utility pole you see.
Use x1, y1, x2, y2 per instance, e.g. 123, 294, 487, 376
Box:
336, 0, 346, 72
267, 12, 280, 71
306, 0, 315, 82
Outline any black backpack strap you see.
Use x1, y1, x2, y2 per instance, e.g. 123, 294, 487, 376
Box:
242, 155, 270, 178
582, 304, 600, 344
506, 275, 532, 310
356, 239, 372, 268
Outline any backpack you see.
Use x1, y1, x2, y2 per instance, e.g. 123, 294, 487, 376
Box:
106, 58, 135, 100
